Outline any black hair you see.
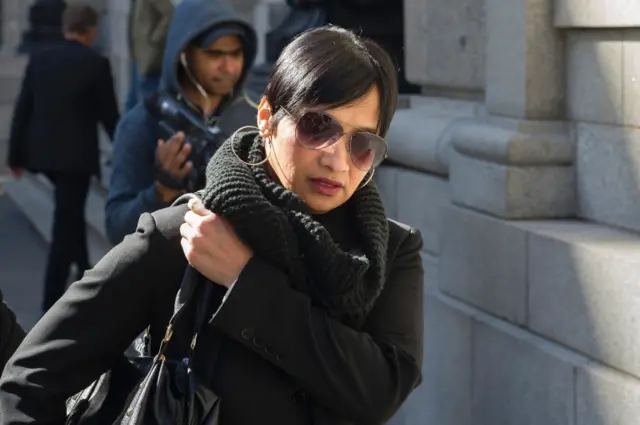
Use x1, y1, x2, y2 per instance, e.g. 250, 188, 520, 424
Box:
62, 4, 99, 35
264, 25, 398, 138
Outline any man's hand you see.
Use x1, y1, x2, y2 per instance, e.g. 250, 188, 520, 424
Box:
155, 132, 193, 204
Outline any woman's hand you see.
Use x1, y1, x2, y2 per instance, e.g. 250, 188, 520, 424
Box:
180, 198, 253, 287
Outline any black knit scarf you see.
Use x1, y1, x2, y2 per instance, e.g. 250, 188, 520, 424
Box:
201, 128, 389, 326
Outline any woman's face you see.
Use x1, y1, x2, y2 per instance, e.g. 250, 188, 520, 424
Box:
258, 86, 381, 214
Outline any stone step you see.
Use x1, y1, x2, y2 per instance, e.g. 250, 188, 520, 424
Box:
439, 204, 640, 381
3, 173, 113, 266
413, 289, 640, 425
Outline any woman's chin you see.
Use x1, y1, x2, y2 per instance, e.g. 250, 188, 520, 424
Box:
303, 194, 344, 215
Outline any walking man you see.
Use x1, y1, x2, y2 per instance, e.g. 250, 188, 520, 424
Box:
7, 4, 120, 313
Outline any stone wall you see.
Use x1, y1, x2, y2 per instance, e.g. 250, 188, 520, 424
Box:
382, 0, 640, 424
404, 0, 485, 95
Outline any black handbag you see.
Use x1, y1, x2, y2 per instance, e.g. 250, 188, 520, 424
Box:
65, 266, 219, 425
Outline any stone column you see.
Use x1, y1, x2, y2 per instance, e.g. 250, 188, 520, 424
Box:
485, 0, 563, 119
404, 0, 485, 97
448, 0, 575, 219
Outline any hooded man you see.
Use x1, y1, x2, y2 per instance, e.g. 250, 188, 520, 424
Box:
106, 0, 257, 245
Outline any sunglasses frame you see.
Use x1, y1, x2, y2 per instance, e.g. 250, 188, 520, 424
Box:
280, 107, 388, 171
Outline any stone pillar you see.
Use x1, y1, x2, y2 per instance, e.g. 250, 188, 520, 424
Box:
404, 0, 485, 97
448, 0, 574, 220
485, 0, 563, 119
555, 0, 640, 233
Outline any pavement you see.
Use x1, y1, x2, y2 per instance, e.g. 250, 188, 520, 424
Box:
3, 174, 112, 264
0, 192, 47, 331
0, 167, 114, 332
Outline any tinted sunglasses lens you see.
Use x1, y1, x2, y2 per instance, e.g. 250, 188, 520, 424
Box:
350, 133, 387, 170
296, 112, 342, 148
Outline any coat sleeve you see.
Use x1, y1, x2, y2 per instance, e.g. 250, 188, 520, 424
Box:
7, 60, 34, 169
0, 212, 181, 425
95, 57, 120, 140
105, 111, 167, 245
209, 228, 425, 424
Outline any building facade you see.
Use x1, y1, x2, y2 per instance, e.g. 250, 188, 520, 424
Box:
2, 0, 640, 423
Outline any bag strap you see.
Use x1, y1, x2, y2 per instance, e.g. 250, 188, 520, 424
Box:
188, 274, 213, 361
155, 267, 205, 361
154, 193, 211, 361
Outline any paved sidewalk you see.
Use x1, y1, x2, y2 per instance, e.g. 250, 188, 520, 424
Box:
0, 193, 47, 331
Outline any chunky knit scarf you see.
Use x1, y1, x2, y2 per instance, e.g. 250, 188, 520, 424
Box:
201, 128, 389, 326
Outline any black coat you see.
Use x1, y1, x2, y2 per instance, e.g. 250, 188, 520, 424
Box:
7, 39, 120, 176
0, 290, 25, 372
0, 204, 424, 425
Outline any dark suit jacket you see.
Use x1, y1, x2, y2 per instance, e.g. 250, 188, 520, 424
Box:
0, 290, 25, 372
0, 204, 424, 425
7, 39, 120, 176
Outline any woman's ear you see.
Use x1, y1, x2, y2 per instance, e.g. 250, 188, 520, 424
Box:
257, 97, 273, 137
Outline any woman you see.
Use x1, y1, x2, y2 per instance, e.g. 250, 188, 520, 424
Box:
0, 26, 424, 425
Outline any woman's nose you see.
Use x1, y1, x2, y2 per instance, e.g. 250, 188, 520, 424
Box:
319, 135, 351, 172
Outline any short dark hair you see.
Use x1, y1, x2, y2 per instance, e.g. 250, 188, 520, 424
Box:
264, 26, 398, 138
62, 4, 99, 35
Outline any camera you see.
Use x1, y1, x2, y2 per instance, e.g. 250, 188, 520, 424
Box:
146, 92, 226, 192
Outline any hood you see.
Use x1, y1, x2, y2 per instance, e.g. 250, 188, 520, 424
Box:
160, 0, 257, 101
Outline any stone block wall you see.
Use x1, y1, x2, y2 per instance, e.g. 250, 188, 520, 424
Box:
382, 0, 640, 423
404, 0, 485, 93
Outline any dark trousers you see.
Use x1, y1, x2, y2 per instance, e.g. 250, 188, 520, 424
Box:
42, 172, 91, 312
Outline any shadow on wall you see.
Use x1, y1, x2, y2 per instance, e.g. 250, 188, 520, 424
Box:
565, 26, 640, 425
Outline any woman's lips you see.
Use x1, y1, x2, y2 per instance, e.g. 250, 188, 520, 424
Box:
309, 178, 343, 196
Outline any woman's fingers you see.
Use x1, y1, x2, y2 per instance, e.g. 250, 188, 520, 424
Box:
184, 210, 207, 227
187, 198, 210, 216
179, 222, 195, 240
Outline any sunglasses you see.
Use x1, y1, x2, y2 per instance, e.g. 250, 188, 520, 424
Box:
281, 108, 388, 171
